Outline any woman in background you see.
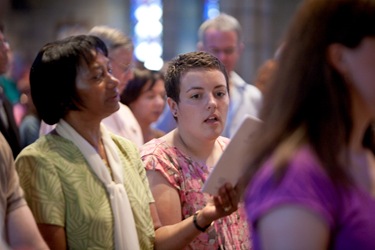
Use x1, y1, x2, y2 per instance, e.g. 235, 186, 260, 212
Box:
242, 0, 375, 249
121, 68, 166, 143
17, 68, 40, 148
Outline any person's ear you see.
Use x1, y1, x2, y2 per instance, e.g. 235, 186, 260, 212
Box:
327, 43, 349, 74
238, 42, 245, 53
197, 41, 204, 51
167, 97, 178, 117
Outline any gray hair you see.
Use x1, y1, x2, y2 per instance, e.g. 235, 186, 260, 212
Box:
89, 25, 133, 51
198, 13, 242, 44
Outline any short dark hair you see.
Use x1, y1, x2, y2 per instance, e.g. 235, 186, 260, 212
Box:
121, 69, 163, 105
30, 35, 108, 125
165, 51, 229, 104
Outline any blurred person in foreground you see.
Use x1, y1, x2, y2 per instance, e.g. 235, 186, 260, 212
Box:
141, 51, 251, 249
0, 132, 48, 250
241, 0, 375, 249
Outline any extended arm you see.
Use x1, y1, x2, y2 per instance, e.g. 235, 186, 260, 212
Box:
148, 170, 239, 250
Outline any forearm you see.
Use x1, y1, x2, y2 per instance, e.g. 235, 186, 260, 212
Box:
147, 172, 236, 249
38, 224, 66, 250
154, 210, 212, 250
6, 206, 49, 250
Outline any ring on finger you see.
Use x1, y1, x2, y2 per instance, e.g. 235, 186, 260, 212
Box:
223, 205, 232, 212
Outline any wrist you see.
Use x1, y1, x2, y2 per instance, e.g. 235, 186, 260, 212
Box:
193, 210, 213, 232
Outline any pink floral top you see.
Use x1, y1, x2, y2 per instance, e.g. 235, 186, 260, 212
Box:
140, 137, 251, 250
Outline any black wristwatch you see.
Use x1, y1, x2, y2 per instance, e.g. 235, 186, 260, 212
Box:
193, 211, 212, 232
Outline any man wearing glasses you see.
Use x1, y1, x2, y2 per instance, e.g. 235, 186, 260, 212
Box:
197, 13, 262, 138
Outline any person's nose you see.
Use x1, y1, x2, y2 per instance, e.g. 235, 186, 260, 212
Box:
0, 41, 9, 53
108, 73, 120, 88
155, 94, 165, 107
126, 69, 134, 81
4, 42, 10, 51
207, 94, 217, 110
216, 51, 228, 63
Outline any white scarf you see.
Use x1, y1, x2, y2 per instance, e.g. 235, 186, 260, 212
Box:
56, 119, 140, 250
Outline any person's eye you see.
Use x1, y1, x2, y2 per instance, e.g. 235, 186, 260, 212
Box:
216, 90, 227, 98
108, 66, 113, 74
210, 49, 220, 54
146, 94, 156, 100
93, 71, 104, 80
224, 48, 235, 54
190, 93, 201, 99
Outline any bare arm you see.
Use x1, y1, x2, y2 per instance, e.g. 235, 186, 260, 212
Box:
37, 224, 66, 250
6, 205, 49, 250
148, 170, 239, 250
258, 205, 330, 250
